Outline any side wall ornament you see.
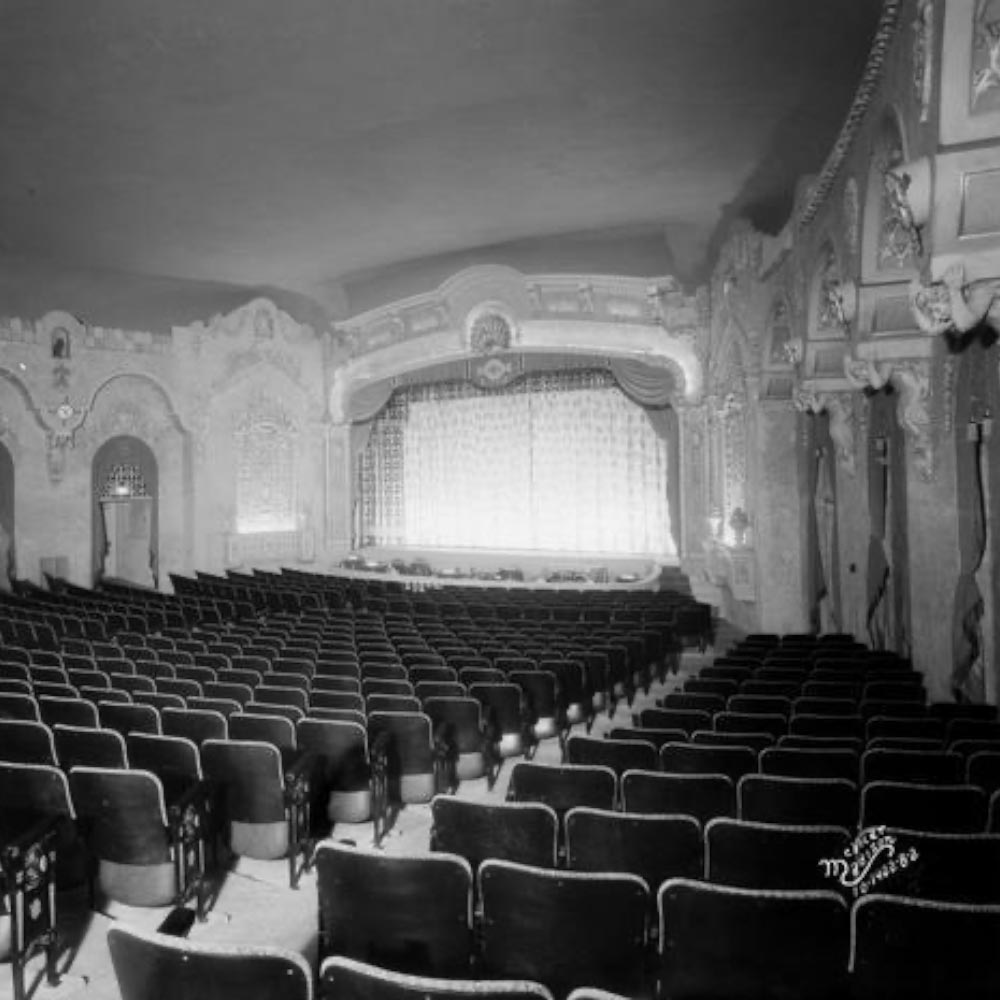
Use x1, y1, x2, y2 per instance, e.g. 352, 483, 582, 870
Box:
913, 0, 934, 122
909, 261, 1000, 335
793, 389, 857, 477
842, 353, 935, 481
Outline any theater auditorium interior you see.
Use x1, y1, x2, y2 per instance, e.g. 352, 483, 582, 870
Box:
3, 0, 1000, 997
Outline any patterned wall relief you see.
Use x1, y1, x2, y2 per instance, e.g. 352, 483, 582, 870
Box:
233, 392, 299, 535
873, 115, 922, 269
767, 296, 796, 364
814, 243, 857, 339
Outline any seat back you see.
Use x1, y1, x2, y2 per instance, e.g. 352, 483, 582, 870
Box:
37, 696, 99, 730
479, 860, 649, 999
860, 781, 987, 833
507, 762, 616, 821
860, 749, 964, 785
229, 712, 296, 750
68, 767, 171, 864
704, 818, 852, 892
53, 724, 127, 770
566, 735, 657, 776
430, 796, 558, 871
201, 739, 286, 823
738, 775, 858, 827
850, 894, 1000, 1000
108, 924, 312, 1000
320, 955, 553, 1000
659, 742, 757, 784
98, 701, 161, 738
566, 807, 701, 890
759, 747, 859, 782
864, 829, 1000, 903
315, 841, 473, 977
621, 770, 735, 824
658, 878, 849, 1000
161, 707, 227, 745
126, 732, 201, 785
0, 718, 58, 765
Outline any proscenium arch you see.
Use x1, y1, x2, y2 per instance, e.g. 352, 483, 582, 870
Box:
330, 322, 704, 425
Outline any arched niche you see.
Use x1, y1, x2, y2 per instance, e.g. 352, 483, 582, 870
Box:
92, 435, 158, 588
79, 373, 192, 585
0, 441, 14, 588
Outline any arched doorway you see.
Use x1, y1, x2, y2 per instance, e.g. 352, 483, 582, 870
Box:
0, 441, 13, 589
92, 436, 158, 588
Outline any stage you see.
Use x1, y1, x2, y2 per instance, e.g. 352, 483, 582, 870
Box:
334, 545, 682, 591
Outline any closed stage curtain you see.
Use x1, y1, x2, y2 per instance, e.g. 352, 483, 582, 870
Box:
359, 370, 675, 555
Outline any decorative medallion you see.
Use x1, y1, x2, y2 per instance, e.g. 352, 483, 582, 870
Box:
465, 301, 517, 354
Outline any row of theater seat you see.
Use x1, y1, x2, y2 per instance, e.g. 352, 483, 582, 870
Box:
505, 758, 1000, 833
429, 794, 1000, 904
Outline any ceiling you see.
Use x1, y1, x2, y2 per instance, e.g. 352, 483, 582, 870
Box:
0, 0, 882, 328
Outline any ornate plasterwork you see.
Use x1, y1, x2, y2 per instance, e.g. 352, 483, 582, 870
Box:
797, 0, 904, 228
336, 267, 706, 362
843, 353, 935, 480
972, 0, 1000, 109
465, 302, 517, 354
913, 0, 934, 121
909, 261, 1000, 335
793, 388, 857, 476
813, 244, 857, 338
842, 178, 861, 256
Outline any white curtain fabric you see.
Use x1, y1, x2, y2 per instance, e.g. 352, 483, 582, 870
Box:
363, 374, 674, 555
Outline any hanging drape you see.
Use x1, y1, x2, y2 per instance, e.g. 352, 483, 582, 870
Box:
951, 340, 988, 696
645, 406, 681, 556
866, 393, 891, 649
608, 358, 677, 407
358, 369, 675, 555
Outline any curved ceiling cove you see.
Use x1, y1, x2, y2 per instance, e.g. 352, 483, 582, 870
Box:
0, 0, 882, 321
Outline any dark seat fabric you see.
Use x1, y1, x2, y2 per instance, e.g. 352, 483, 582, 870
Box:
850, 894, 1000, 1000
478, 860, 649, 1000
737, 775, 859, 828
108, 924, 313, 1000
431, 796, 558, 871
704, 818, 852, 893
315, 841, 473, 977
658, 878, 849, 1000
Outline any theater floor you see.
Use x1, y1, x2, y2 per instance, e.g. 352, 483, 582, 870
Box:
0, 636, 733, 1000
